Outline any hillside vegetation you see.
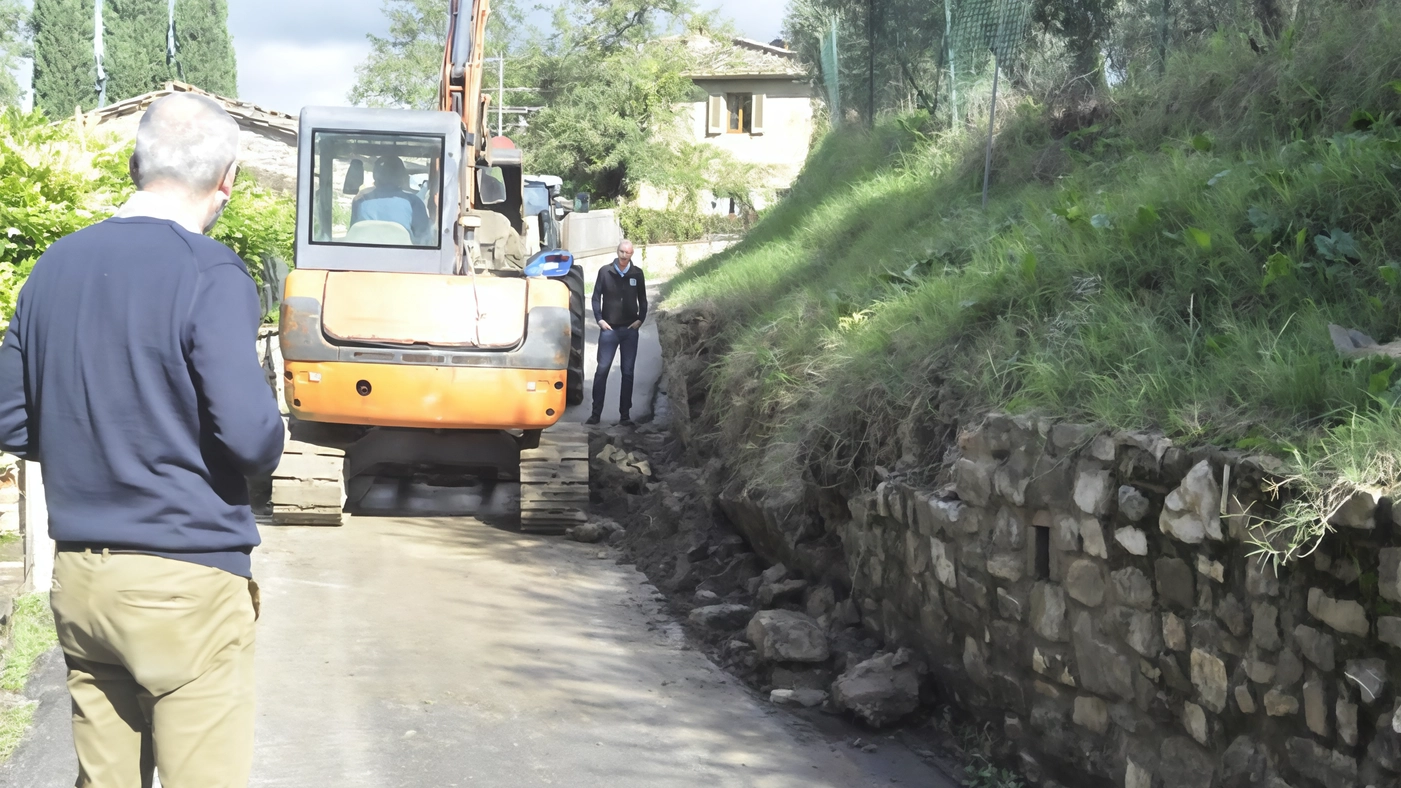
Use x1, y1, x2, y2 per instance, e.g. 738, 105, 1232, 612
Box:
665, 4, 1401, 561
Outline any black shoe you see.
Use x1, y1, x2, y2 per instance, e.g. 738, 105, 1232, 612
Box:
618, 417, 634, 427
584, 415, 600, 425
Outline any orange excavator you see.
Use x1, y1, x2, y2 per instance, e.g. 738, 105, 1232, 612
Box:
266, 0, 589, 531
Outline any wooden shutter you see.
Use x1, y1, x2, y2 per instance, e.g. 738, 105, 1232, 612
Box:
750, 93, 766, 135
706, 95, 725, 136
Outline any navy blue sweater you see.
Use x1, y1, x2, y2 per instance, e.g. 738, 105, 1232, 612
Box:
0, 217, 286, 577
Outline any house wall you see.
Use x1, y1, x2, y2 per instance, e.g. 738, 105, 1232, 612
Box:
636, 76, 814, 213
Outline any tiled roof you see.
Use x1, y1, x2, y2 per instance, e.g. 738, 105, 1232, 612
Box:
682, 36, 803, 79
85, 81, 298, 142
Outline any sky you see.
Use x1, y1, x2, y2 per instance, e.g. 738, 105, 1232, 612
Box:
228, 1, 789, 115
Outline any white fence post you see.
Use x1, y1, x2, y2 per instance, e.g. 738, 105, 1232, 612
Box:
20, 460, 52, 593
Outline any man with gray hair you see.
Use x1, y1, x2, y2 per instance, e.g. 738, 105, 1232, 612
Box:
586, 239, 647, 426
0, 92, 284, 786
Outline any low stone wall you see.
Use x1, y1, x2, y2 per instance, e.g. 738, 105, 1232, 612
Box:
656, 304, 1401, 787
714, 411, 1401, 787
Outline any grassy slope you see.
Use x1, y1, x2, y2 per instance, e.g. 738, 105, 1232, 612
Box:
665, 5, 1401, 545
0, 594, 57, 762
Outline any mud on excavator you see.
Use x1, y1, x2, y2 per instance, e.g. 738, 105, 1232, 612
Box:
264, 0, 590, 531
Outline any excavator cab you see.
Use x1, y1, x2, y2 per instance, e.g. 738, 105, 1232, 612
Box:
269, 107, 589, 530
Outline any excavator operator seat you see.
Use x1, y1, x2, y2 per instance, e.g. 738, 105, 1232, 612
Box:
345, 220, 413, 246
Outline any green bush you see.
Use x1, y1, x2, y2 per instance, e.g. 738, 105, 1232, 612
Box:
665, 2, 1401, 563
0, 110, 296, 323
617, 205, 746, 245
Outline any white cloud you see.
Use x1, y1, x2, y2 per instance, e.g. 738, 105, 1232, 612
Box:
230, 0, 790, 114
237, 40, 370, 114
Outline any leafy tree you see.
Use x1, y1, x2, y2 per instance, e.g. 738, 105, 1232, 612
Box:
0, 0, 27, 108
31, 0, 97, 117
1032, 0, 1120, 94
510, 0, 714, 199
350, 0, 524, 110
104, 0, 171, 102
173, 0, 238, 96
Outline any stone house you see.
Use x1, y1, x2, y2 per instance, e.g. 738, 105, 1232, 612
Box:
81, 81, 298, 192
637, 37, 816, 214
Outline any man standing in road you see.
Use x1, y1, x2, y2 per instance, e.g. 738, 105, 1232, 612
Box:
586, 239, 647, 426
0, 93, 285, 787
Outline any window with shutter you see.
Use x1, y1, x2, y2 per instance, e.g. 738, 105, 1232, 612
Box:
725, 93, 753, 134
706, 95, 725, 136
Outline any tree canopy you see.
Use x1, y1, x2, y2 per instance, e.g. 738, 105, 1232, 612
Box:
103, 0, 171, 102
348, 0, 744, 204
173, 0, 238, 97
31, 0, 97, 116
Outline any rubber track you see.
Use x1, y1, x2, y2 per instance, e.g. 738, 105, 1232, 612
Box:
519, 422, 590, 533
270, 429, 347, 526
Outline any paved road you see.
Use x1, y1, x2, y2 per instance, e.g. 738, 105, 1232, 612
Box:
5, 519, 955, 788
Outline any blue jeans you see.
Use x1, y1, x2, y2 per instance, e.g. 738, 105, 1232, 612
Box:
592, 327, 639, 418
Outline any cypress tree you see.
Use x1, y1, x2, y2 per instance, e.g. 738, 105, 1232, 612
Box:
32, 0, 98, 117
173, 0, 237, 96
103, 0, 170, 102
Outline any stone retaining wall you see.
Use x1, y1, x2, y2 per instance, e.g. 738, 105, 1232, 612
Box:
704, 408, 1401, 786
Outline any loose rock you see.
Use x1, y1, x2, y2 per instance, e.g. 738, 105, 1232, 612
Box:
746, 610, 830, 663
831, 650, 922, 728
770, 688, 828, 708
689, 604, 755, 631
758, 579, 808, 608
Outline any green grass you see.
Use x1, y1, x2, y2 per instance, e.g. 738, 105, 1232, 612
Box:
1, 594, 56, 693
0, 699, 36, 763
664, 4, 1401, 562
0, 593, 56, 762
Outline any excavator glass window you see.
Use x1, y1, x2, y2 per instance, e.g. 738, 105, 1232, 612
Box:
310, 131, 445, 249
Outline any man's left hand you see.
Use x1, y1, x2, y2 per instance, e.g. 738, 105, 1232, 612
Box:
629, 320, 642, 330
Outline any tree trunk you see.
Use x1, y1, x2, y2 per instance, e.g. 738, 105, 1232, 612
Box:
1254, 0, 1285, 38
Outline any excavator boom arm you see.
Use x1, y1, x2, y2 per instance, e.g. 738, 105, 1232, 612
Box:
440, 0, 491, 203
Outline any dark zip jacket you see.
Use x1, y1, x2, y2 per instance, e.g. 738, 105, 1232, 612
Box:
0, 217, 286, 577
592, 260, 647, 327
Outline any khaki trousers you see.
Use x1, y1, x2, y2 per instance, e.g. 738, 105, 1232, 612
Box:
50, 550, 259, 788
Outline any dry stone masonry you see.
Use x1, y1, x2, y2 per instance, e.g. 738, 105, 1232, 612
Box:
713, 412, 1401, 788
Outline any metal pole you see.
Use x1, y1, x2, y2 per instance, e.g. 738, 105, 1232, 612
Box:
497, 55, 504, 136
944, 0, 957, 125
981, 54, 1000, 209
867, 0, 875, 125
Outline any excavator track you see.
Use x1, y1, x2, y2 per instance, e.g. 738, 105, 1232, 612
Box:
518, 422, 590, 534
270, 423, 348, 526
